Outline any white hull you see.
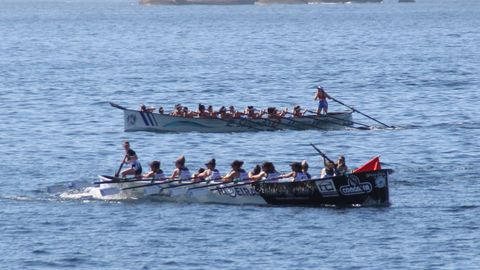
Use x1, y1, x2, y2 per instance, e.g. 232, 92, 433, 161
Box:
122, 109, 353, 133
98, 177, 267, 205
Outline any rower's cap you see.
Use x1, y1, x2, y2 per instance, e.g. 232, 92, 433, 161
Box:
317, 85, 323, 90
294, 105, 301, 110
205, 158, 216, 167
231, 160, 244, 168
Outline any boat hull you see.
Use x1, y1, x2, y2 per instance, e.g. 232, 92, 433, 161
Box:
97, 169, 391, 206
254, 169, 392, 206
122, 109, 354, 133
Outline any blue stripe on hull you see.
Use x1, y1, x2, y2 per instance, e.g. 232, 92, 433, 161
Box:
139, 112, 149, 126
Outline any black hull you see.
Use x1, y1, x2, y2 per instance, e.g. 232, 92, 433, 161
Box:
254, 169, 392, 206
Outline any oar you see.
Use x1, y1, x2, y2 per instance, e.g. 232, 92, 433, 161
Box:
329, 96, 393, 128
94, 175, 162, 185
114, 155, 127, 177
310, 143, 336, 164
99, 177, 178, 197
303, 110, 371, 130
310, 143, 368, 195
109, 102, 128, 111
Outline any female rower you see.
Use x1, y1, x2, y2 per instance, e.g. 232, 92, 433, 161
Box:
250, 162, 281, 181
170, 155, 191, 182
248, 164, 261, 178
292, 105, 305, 117
223, 160, 248, 182
314, 86, 331, 115
301, 160, 312, 179
197, 104, 209, 118
143, 160, 165, 181
336, 155, 349, 175
280, 162, 309, 182
321, 162, 336, 178
195, 159, 222, 182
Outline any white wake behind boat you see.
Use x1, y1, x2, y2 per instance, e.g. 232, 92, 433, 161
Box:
109, 102, 354, 133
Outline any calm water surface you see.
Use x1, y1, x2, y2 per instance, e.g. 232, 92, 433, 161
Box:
1, 0, 479, 269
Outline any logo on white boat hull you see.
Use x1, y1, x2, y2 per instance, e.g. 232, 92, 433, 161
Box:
339, 175, 372, 196
127, 114, 136, 125
217, 186, 257, 197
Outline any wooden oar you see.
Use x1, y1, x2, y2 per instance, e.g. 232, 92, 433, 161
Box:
329, 96, 393, 128
114, 155, 128, 177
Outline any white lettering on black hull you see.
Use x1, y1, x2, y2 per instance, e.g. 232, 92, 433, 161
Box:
314, 179, 339, 197
339, 175, 373, 196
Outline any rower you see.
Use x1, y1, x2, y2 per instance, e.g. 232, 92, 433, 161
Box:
207, 105, 216, 118
250, 162, 280, 181
197, 104, 209, 118
248, 164, 261, 178
171, 104, 183, 116
158, 107, 164, 114
321, 162, 336, 178
121, 153, 143, 177
228, 106, 240, 118
314, 86, 331, 115
218, 106, 228, 119
336, 155, 349, 175
281, 162, 309, 182
223, 160, 248, 182
195, 159, 221, 182
170, 155, 191, 182
143, 160, 165, 181
292, 105, 305, 117
301, 160, 312, 179
244, 106, 258, 119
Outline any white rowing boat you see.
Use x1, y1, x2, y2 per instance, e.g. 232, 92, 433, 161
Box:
110, 102, 354, 133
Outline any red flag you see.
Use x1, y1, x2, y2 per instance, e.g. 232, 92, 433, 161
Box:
353, 156, 381, 173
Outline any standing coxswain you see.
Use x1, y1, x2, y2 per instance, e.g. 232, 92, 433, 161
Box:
314, 86, 332, 115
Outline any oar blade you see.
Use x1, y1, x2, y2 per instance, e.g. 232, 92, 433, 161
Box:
143, 185, 162, 196
100, 187, 121, 197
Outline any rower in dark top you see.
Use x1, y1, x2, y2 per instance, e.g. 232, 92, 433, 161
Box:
223, 160, 248, 182
170, 155, 191, 182
314, 86, 332, 115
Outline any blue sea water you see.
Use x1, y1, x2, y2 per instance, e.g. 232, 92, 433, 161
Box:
1, 0, 480, 268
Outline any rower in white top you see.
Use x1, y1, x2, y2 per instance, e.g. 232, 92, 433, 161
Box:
170, 155, 191, 182
280, 162, 309, 182
223, 160, 249, 182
